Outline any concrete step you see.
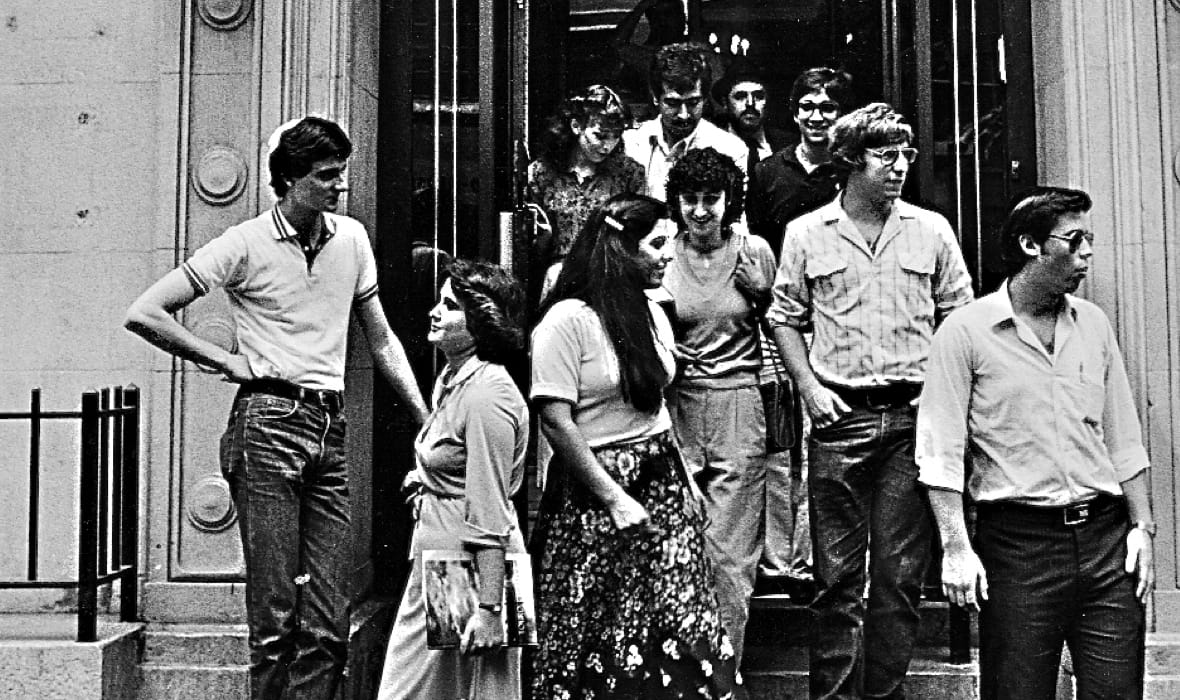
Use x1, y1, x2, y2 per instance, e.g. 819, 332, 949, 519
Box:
137, 624, 250, 699
138, 664, 249, 699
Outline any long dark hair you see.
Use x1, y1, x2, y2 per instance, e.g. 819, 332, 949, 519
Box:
447, 259, 525, 366
540, 194, 669, 413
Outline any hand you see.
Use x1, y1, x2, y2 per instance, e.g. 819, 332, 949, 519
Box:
801, 385, 851, 429
941, 545, 989, 611
219, 353, 255, 384
734, 248, 770, 301
460, 608, 504, 655
400, 469, 424, 504
1125, 527, 1155, 605
606, 491, 656, 536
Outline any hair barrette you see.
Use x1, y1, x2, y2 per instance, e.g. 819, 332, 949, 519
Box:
603, 215, 625, 232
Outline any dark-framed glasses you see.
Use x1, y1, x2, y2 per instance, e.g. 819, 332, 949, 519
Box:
865, 146, 919, 165
1046, 230, 1095, 251
797, 101, 840, 117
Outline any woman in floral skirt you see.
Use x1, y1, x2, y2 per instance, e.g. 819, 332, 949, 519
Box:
530, 193, 740, 699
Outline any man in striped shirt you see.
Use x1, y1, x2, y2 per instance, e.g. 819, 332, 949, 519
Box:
125, 117, 428, 699
767, 103, 973, 700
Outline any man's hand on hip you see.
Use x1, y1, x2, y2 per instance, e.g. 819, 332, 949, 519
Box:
801, 385, 851, 429
219, 353, 256, 384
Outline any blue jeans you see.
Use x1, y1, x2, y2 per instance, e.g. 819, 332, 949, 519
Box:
220, 392, 351, 700
976, 496, 1145, 700
807, 405, 930, 700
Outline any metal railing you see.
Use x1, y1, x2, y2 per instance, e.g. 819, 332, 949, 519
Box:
0, 386, 140, 642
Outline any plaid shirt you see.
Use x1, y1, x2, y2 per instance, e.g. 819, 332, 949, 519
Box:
767, 197, 974, 387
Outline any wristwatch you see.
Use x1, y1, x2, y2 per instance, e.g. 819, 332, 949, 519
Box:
1133, 521, 1157, 538
478, 602, 503, 614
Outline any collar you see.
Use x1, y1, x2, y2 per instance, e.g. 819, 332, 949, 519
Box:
979, 283, 1080, 328
436, 354, 484, 397
639, 117, 709, 155
727, 124, 768, 151
271, 206, 338, 242
820, 196, 919, 225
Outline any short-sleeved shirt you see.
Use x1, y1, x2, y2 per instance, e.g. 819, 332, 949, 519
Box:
662, 232, 777, 387
623, 117, 749, 204
531, 298, 676, 447
915, 286, 1149, 506
182, 208, 378, 391
412, 357, 529, 550
526, 152, 646, 260
748, 142, 843, 255
767, 197, 974, 387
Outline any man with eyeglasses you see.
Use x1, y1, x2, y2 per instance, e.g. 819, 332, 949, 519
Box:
748, 67, 853, 256
768, 103, 973, 699
623, 42, 749, 204
916, 187, 1153, 700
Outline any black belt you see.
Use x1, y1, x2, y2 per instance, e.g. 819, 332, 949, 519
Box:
823, 382, 921, 411
976, 494, 1124, 528
238, 379, 344, 413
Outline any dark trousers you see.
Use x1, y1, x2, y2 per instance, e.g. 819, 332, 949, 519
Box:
976, 496, 1145, 700
807, 406, 930, 700
220, 393, 351, 700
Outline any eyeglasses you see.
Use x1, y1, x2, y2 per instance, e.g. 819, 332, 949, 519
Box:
797, 101, 840, 117
865, 147, 919, 165
1046, 230, 1095, 251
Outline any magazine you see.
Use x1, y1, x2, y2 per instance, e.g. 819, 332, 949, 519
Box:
421, 550, 538, 650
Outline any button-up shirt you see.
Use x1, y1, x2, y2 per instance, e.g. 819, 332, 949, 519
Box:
767, 197, 974, 387
623, 117, 749, 203
748, 142, 843, 255
915, 286, 1149, 506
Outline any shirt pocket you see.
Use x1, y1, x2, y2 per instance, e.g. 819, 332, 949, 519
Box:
804, 251, 850, 301
1065, 365, 1107, 425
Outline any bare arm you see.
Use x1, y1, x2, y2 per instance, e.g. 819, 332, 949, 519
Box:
460, 546, 506, 654
123, 268, 254, 382
927, 487, 988, 610
536, 399, 653, 533
354, 295, 429, 427
1121, 469, 1155, 604
771, 324, 848, 428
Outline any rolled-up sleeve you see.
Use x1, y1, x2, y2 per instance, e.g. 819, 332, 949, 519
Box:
932, 221, 974, 320
461, 377, 526, 549
766, 223, 812, 329
1100, 320, 1150, 481
916, 317, 973, 492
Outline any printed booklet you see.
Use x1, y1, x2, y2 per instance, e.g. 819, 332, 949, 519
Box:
421, 550, 537, 649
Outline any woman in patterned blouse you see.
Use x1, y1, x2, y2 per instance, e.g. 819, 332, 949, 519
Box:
527, 84, 647, 301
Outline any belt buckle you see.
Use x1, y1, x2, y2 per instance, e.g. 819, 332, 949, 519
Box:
1063, 502, 1090, 526
863, 391, 893, 412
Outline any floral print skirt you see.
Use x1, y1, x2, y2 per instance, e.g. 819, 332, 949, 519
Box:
531, 431, 739, 699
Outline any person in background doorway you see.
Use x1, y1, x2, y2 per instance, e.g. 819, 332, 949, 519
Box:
530, 193, 740, 699
624, 42, 749, 205
917, 187, 1153, 700
662, 147, 776, 666
124, 116, 429, 699
768, 103, 973, 699
378, 259, 529, 700
710, 58, 791, 177
527, 84, 646, 302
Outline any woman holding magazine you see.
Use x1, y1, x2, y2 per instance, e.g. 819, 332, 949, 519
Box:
377, 259, 529, 700
530, 193, 740, 699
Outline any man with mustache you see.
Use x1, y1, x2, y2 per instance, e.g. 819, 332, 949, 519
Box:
768, 103, 973, 699
711, 58, 791, 178
916, 187, 1154, 700
125, 117, 429, 699
623, 42, 749, 204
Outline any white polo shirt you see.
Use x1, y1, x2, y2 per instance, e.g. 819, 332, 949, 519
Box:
183, 208, 379, 391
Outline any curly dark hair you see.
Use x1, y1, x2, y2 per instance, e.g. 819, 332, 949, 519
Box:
999, 186, 1093, 277
649, 42, 712, 98
829, 102, 913, 175
664, 147, 745, 231
540, 194, 670, 414
268, 117, 352, 197
447, 259, 525, 366
536, 85, 631, 171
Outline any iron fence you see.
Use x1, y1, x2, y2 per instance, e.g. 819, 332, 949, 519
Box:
0, 386, 140, 642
